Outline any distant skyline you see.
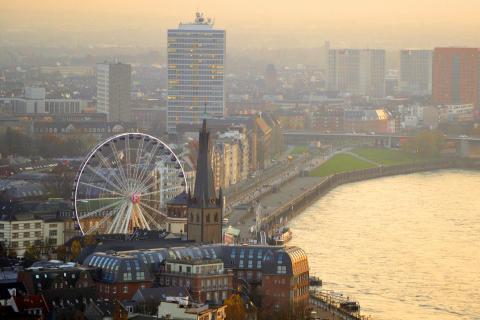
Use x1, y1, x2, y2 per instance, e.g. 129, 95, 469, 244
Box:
1, 0, 480, 49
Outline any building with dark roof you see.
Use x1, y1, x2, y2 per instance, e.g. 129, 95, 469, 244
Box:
83, 252, 154, 301
166, 191, 188, 234
82, 243, 309, 313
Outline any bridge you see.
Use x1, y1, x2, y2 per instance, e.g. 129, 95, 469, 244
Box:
283, 131, 480, 158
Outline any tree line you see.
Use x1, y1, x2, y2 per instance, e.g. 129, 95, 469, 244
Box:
0, 127, 96, 158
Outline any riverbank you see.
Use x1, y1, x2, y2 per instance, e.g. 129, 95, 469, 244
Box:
258, 157, 480, 235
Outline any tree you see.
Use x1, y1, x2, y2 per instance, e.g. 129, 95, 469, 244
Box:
0, 242, 6, 257
44, 162, 76, 199
71, 240, 82, 260
83, 234, 97, 247
24, 244, 41, 262
7, 248, 17, 258
224, 294, 246, 320
55, 245, 67, 261
402, 130, 445, 157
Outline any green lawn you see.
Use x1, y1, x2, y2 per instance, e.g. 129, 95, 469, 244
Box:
310, 153, 377, 177
352, 147, 423, 166
290, 145, 309, 155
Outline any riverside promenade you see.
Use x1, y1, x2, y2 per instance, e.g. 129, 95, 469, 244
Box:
229, 157, 480, 241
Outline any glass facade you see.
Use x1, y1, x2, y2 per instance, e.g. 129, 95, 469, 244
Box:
167, 20, 225, 133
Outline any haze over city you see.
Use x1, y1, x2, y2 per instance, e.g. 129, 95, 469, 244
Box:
0, 1, 479, 320
2, 0, 480, 48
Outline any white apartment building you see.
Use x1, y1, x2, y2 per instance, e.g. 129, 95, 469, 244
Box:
400, 49, 432, 96
328, 49, 386, 97
0, 215, 65, 256
96, 62, 131, 122
167, 12, 226, 133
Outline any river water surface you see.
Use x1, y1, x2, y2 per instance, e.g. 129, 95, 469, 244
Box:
288, 170, 480, 320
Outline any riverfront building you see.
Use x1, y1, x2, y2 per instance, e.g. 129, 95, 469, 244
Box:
82, 242, 309, 314
328, 49, 386, 97
400, 49, 432, 96
432, 47, 480, 109
167, 12, 226, 133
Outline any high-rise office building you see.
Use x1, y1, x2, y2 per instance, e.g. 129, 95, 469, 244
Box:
432, 47, 480, 109
328, 49, 385, 97
96, 62, 131, 122
400, 49, 432, 96
167, 12, 226, 133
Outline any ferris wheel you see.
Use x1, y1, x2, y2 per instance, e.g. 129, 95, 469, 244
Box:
73, 133, 187, 235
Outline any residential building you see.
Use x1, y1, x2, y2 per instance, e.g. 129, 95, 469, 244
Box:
84, 252, 154, 300
432, 47, 480, 109
159, 258, 233, 304
328, 49, 386, 97
344, 109, 395, 134
83, 242, 309, 314
439, 103, 475, 123
17, 261, 98, 296
96, 62, 131, 122
400, 49, 432, 96
311, 106, 344, 132
32, 120, 136, 138
157, 301, 226, 320
167, 12, 226, 133
0, 214, 65, 256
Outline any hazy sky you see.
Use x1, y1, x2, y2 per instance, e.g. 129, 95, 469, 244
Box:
1, 0, 479, 49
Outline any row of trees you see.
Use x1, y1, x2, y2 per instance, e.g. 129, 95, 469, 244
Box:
402, 130, 446, 157
0, 127, 96, 158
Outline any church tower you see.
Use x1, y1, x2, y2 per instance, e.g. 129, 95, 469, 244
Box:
187, 119, 223, 244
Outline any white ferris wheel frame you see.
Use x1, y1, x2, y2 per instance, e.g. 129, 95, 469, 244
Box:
72, 132, 188, 235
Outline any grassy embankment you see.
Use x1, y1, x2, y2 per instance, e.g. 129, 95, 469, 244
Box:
310, 147, 435, 177
289, 145, 309, 155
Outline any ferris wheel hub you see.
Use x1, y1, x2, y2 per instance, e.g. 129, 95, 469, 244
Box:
131, 193, 141, 204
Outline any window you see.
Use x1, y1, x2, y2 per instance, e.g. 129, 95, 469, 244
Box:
0, 224, 4, 230
24, 232, 29, 238
49, 230, 57, 237
12, 241, 18, 248
13, 225, 18, 230
12, 233, 18, 239
24, 223, 30, 229
35, 231, 41, 237
24, 241, 30, 247
49, 224, 57, 228
0, 233, 3, 238
35, 223, 41, 228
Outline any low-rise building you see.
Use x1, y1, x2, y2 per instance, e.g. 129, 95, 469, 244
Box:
157, 301, 226, 320
83, 252, 154, 300
0, 214, 65, 256
159, 258, 233, 304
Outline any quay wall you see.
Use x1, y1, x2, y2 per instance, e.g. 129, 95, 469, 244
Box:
263, 158, 480, 233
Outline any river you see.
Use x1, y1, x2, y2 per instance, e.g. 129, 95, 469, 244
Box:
288, 169, 480, 320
